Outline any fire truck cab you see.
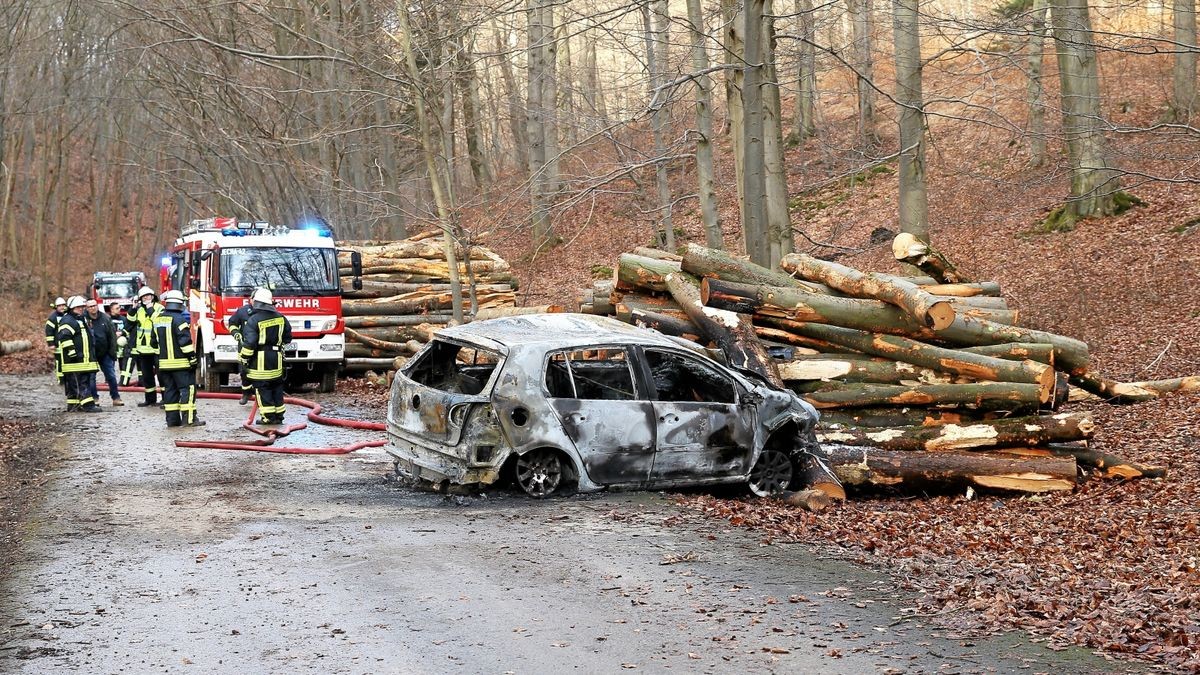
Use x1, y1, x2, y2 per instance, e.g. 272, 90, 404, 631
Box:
163, 217, 362, 393
91, 271, 147, 314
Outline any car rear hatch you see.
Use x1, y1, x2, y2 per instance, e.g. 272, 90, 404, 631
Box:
388, 339, 504, 450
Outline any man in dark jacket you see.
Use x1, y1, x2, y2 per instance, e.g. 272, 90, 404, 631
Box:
240, 288, 291, 425
57, 296, 102, 413
86, 300, 123, 406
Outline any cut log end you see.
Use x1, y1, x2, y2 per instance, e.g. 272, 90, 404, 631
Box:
927, 301, 957, 330
778, 489, 835, 511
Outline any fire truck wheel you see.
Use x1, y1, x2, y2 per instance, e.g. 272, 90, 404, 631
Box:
318, 369, 337, 394
201, 355, 222, 393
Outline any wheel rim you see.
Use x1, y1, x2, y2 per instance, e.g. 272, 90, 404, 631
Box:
516, 450, 563, 498
748, 449, 793, 497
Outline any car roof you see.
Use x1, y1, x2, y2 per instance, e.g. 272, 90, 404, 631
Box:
435, 313, 690, 353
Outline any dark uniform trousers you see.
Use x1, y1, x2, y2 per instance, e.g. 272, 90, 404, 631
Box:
160, 369, 198, 427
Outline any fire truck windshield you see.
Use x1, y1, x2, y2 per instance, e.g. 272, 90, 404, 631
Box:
219, 247, 339, 294
96, 279, 138, 299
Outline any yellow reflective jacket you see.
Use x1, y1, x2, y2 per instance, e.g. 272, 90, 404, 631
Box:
126, 302, 164, 355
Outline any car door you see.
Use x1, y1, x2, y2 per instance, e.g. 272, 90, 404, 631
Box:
641, 348, 757, 483
545, 346, 656, 486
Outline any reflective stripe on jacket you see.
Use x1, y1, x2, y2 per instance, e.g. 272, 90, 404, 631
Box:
45, 310, 63, 346
127, 303, 164, 355
227, 304, 254, 346
57, 314, 99, 373
150, 310, 195, 371
240, 309, 291, 381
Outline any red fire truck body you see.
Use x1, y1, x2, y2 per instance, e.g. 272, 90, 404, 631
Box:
163, 218, 355, 393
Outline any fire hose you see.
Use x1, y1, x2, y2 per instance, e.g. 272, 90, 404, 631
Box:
119, 386, 387, 455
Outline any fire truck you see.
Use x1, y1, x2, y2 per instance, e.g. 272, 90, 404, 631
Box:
91, 271, 148, 314
162, 217, 362, 393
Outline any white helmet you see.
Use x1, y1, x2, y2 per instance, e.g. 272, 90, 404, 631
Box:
67, 296, 87, 310
251, 288, 274, 306
137, 286, 155, 300
54, 297, 66, 308
161, 290, 185, 304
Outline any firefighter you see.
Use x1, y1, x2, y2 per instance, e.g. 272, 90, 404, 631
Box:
126, 286, 164, 406
150, 290, 204, 428
45, 297, 67, 386
240, 288, 291, 425
227, 299, 256, 405
57, 296, 102, 413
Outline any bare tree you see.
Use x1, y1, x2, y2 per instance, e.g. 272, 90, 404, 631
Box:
790, 0, 818, 142
1173, 0, 1197, 122
685, 0, 723, 248
847, 0, 877, 146
893, 0, 929, 242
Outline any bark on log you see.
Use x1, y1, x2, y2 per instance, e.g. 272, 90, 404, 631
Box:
615, 253, 682, 293
823, 445, 1076, 493
346, 258, 508, 277
778, 356, 953, 385
345, 328, 423, 354
816, 412, 1094, 451
947, 295, 1009, 309
344, 291, 513, 316
614, 293, 687, 323
345, 315, 452, 328
753, 326, 861, 354
664, 272, 784, 387
681, 243, 829, 293
629, 309, 703, 341
0, 340, 33, 356
818, 407, 1009, 429
472, 305, 564, 320
343, 357, 403, 372
592, 279, 616, 315
1069, 372, 1200, 403
891, 232, 970, 284
780, 253, 957, 329
337, 240, 494, 261
934, 316, 1090, 375
801, 381, 1046, 410
922, 282, 1000, 297
961, 342, 1055, 366
345, 282, 513, 300
1041, 444, 1167, 479
346, 344, 408, 358
632, 246, 683, 262
762, 321, 1057, 402
349, 325, 438, 342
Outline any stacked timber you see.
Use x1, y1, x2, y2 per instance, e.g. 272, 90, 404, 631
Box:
337, 232, 552, 375
574, 239, 1182, 496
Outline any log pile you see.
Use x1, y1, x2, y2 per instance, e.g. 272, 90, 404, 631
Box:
573, 239, 1184, 496
337, 232, 548, 374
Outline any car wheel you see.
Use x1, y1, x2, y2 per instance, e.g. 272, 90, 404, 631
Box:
515, 449, 564, 498
748, 448, 794, 497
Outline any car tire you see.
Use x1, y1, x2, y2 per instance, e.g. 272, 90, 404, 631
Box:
747, 448, 795, 497
515, 448, 565, 499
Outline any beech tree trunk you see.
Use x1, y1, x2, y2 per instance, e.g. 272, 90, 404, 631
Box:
777, 355, 952, 385
683, 243, 823, 290
685, 0, 724, 249
847, 0, 877, 145
762, 0, 794, 266
643, 0, 674, 250
791, 0, 818, 141
1174, 0, 1198, 121
818, 407, 1008, 429
742, 0, 770, 266
1027, 0, 1049, 165
781, 253, 957, 329
824, 445, 1077, 493
721, 0, 746, 228
615, 252, 682, 292
817, 412, 1094, 452
892, 0, 929, 244
1049, 0, 1123, 220
891, 233, 968, 284
664, 272, 784, 386
801, 381, 1046, 409
527, 0, 552, 245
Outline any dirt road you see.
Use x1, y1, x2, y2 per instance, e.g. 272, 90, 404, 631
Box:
0, 374, 1116, 673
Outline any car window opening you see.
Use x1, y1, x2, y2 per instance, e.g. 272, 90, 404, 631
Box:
645, 350, 736, 403
546, 348, 637, 401
408, 340, 501, 395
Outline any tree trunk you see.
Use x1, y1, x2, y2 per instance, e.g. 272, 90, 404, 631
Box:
615, 252, 682, 292
961, 342, 1055, 365
1049, 0, 1123, 221
643, 1, 674, 250
664, 272, 784, 386
527, 0, 553, 245
457, 33, 492, 191
722, 0, 746, 234
1174, 0, 1198, 121
790, 0, 818, 141
892, 0, 929, 243
770, 321, 1058, 401
891, 232, 968, 284
800, 381, 1047, 409
683, 242, 822, 290
778, 355, 952, 385
823, 445, 1077, 493
686, 0, 724, 249
781, 253, 957, 329
542, 1, 560, 197
847, 0, 877, 145
497, 29, 530, 173
1027, 0, 1049, 165
817, 412, 1094, 452
819, 407, 1009, 429
762, 0, 794, 265
742, 0, 770, 266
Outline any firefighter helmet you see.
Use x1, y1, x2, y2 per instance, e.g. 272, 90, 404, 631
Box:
251, 288, 274, 308
161, 290, 185, 311
67, 296, 87, 310
54, 297, 66, 308
137, 286, 156, 300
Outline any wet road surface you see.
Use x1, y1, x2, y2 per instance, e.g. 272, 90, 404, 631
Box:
0, 375, 1118, 673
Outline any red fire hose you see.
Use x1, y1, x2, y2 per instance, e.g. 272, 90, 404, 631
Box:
119, 386, 387, 455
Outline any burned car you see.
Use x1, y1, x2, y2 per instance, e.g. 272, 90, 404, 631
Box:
386, 314, 821, 498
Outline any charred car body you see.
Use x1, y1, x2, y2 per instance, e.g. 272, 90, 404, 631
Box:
386, 314, 821, 498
